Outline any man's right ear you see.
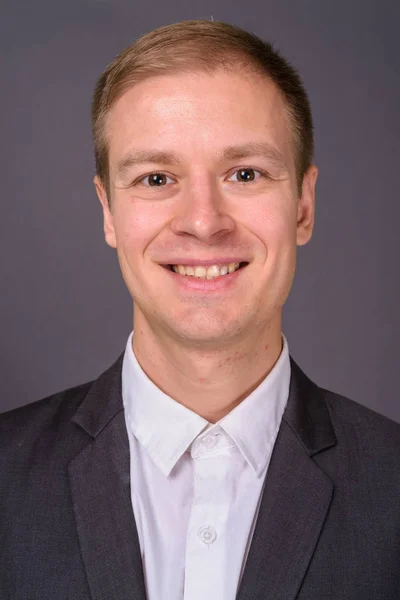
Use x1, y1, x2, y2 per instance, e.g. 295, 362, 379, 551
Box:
94, 176, 117, 248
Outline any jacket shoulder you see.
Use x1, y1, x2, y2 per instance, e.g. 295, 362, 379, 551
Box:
0, 381, 93, 448
322, 387, 400, 430
322, 387, 400, 454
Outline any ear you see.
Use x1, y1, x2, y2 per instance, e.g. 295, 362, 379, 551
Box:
94, 176, 117, 248
296, 164, 318, 246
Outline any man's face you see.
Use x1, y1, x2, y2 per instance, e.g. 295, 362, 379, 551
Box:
95, 70, 317, 347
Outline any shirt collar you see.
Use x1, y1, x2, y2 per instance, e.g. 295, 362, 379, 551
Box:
122, 332, 291, 477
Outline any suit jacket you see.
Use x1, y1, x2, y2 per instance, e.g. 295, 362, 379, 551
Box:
1, 354, 400, 600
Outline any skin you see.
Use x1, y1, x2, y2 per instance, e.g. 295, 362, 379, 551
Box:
95, 70, 318, 423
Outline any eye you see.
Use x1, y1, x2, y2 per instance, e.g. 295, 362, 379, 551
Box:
227, 168, 263, 183
140, 172, 174, 187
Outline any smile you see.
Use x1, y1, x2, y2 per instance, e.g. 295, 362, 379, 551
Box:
169, 262, 247, 279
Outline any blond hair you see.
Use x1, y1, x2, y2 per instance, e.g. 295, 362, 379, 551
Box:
92, 20, 314, 199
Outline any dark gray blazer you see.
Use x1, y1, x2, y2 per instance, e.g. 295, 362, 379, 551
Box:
1, 354, 400, 600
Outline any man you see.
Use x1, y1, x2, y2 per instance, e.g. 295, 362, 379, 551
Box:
1, 19, 400, 600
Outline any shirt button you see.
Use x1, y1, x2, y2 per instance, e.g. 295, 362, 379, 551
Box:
198, 526, 217, 544
202, 435, 216, 449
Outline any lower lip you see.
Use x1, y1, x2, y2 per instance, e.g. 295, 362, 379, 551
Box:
163, 266, 246, 291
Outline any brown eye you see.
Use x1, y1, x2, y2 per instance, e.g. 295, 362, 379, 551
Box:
236, 169, 256, 182
227, 168, 264, 183
147, 173, 168, 186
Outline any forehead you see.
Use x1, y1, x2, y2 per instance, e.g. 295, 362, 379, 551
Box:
106, 70, 294, 169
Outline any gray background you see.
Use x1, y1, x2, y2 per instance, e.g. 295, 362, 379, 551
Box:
1, 0, 399, 420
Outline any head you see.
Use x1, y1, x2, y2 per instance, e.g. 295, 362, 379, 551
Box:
93, 20, 318, 349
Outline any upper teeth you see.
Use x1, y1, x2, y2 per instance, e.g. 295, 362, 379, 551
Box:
172, 263, 240, 279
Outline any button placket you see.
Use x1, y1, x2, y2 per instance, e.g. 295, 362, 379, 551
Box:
184, 432, 237, 599
198, 525, 217, 545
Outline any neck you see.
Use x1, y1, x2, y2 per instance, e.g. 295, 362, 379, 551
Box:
131, 312, 284, 424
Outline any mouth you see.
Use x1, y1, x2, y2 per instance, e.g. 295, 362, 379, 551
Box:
164, 262, 249, 280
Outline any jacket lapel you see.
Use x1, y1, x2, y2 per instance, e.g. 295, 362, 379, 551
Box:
68, 355, 146, 600
237, 358, 336, 600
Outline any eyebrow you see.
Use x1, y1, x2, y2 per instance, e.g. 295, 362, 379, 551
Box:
116, 150, 184, 176
115, 142, 287, 177
220, 142, 287, 170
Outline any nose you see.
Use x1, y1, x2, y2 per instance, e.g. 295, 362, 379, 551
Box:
170, 176, 236, 242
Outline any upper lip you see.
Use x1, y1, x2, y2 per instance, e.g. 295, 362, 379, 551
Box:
159, 258, 249, 266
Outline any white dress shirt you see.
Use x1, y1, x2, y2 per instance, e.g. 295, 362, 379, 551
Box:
122, 332, 291, 600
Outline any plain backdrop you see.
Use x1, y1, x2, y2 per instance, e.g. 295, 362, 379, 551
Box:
0, 0, 399, 420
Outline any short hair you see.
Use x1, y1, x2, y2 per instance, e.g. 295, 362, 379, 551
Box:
91, 20, 314, 200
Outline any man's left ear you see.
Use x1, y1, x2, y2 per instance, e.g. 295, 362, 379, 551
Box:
296, 164, 318, 246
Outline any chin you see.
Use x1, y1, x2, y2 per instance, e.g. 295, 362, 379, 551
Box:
163, 311, 249, 347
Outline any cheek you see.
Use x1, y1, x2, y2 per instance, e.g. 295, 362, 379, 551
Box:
112, 200, 167, 260
241, 193, 297, 253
